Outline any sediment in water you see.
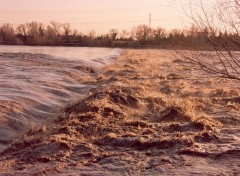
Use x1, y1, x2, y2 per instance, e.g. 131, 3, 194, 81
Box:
0, 49, 239, 175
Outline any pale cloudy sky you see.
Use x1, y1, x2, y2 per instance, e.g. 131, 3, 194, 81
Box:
0, 0, 195, 33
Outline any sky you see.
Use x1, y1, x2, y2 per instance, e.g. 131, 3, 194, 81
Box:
0, 0, 196, 34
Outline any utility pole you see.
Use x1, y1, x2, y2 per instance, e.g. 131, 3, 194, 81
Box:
149, 13, 151, 28
149, 13, 153, 39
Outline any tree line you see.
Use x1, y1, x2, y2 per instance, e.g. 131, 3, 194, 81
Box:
0, 21, 239, 50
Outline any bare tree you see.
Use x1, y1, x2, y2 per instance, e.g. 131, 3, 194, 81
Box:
63, 23, 71, 37
24, 22, 45, 45
108, 28, 118, 41
88, 30, 96, 40
62, 23, 73, 42
72, 29, 79, 39
184, 0, 240, 80
153, 27, 166, 44
120, 29, 130, 40
48, 21, 62, 36
0, 23, 16, 43
16, 24, 27, 42
46, 21, 63, 45
133, 24, 152, 44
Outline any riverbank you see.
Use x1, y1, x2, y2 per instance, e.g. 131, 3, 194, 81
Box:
0, 49, 240, 175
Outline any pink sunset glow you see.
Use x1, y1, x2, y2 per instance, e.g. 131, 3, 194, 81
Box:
0, 0, 189, 33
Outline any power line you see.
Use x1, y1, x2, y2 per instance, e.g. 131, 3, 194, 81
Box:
149, 14, 152, 28
3, 18, 178, 26
72, 18, 176, 25
1, 6, 176, 14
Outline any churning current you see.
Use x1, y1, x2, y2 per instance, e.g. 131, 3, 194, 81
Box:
0, 45, 122, 151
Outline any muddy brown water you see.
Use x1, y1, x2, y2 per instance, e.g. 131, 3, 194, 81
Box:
0, 49, 239, 175
0, 46, 121, 152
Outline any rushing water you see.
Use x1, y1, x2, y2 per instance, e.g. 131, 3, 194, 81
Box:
0, 45, 122, 151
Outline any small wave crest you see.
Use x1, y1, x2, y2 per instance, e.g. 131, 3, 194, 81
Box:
0, 47, 122, 151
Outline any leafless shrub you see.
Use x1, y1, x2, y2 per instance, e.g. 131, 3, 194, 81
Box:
183, 0, 240, 80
